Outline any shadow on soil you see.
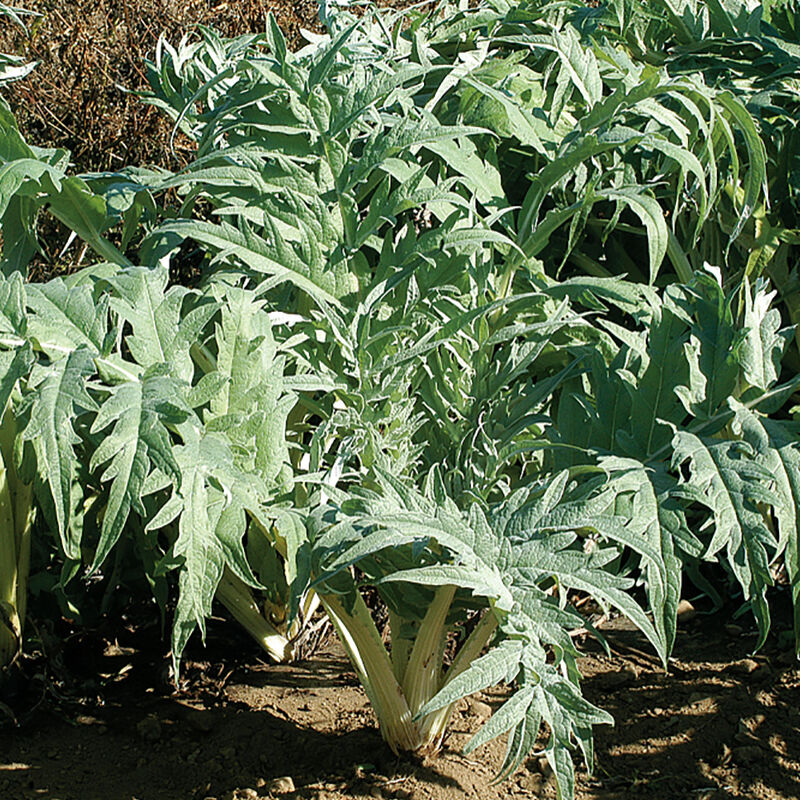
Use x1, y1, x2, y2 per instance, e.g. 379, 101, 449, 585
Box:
1, 608, 799, 800
577, 614, 800, 800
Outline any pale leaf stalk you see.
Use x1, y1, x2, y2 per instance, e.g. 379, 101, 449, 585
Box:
287, 588, 321, 640
402, 585, 456, 718
246, 516, 323, 646
323, 585, 498, 756
666, 228, 695, 284
215, 568, 291, 662
490, 262, 518, 327
12, 481, 32, 637
320, 592, 422, 752
189, 341, 217, 374
0, 452, 19, 667
388, 607, 414, 683
422, 610, 499, 745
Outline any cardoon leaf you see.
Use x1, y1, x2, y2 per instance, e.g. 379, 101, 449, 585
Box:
739, 279, 791, 391
151, 219, 350, 308
348, 119, 488, 189
0, 266, 26, 336
511, 539, 664, 661
617, 297, 690, 458
169, 431, 249, 664
26, 280, 108, 356
89, 370, 187, 569
600, 459, 683, 652
672, 274, 740, 421
416, 638, 522, 718
459, 75, 550, 154
464, 685, 535, 752
716, 91, 768, 242
107, 267, 216, 382
671, 430, 779, 646
209, 285, 294, 484
21, 348, 96, 559
731, 404, 800, 648
551, 26, 603, 108
600, 187, 668, 283
0, 343, 33, 415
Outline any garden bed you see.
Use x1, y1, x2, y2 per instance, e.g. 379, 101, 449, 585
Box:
1, 608, 797, 800
1, 3, 799, 799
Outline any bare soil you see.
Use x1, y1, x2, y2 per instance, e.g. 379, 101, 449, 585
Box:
0, 607, 798, 800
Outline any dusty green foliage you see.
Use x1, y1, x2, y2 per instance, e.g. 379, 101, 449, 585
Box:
0, 2, 799, 798
0, 98, 138, 275
562, 0, 800, 345
0, 264, 300, 664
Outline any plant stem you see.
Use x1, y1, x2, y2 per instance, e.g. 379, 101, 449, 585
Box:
403, 585, 455, 716
421, 609, 499, 746
321, 587, 497, 756
288, 589, 321, 639
215, 568, 291, 662
0, 448, 19, 668
666, 228, 694, 284
13, 482, 32, 635
443, 609, 499, 687
320, 591, 421, 752
388, 607, 414, 684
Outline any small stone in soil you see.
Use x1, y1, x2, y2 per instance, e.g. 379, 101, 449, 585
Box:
595, 665, 638, 689
267, 776, 296, 794
519, 773, 544, 792
724, 624, 744, 636
75, 715, 103, 727
225, 790, 257, 800
687, 693, 714, 706
536, 756, 552, 776
729, 658, 759, 675
676, 599, 696, 622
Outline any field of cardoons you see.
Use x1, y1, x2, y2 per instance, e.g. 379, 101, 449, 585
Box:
0, 2, 799, 800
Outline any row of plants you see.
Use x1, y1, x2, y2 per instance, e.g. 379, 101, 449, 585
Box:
1, 0, 799, 796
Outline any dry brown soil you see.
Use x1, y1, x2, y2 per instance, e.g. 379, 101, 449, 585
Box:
0, 0, 323, 173
1, 608, 798, 800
